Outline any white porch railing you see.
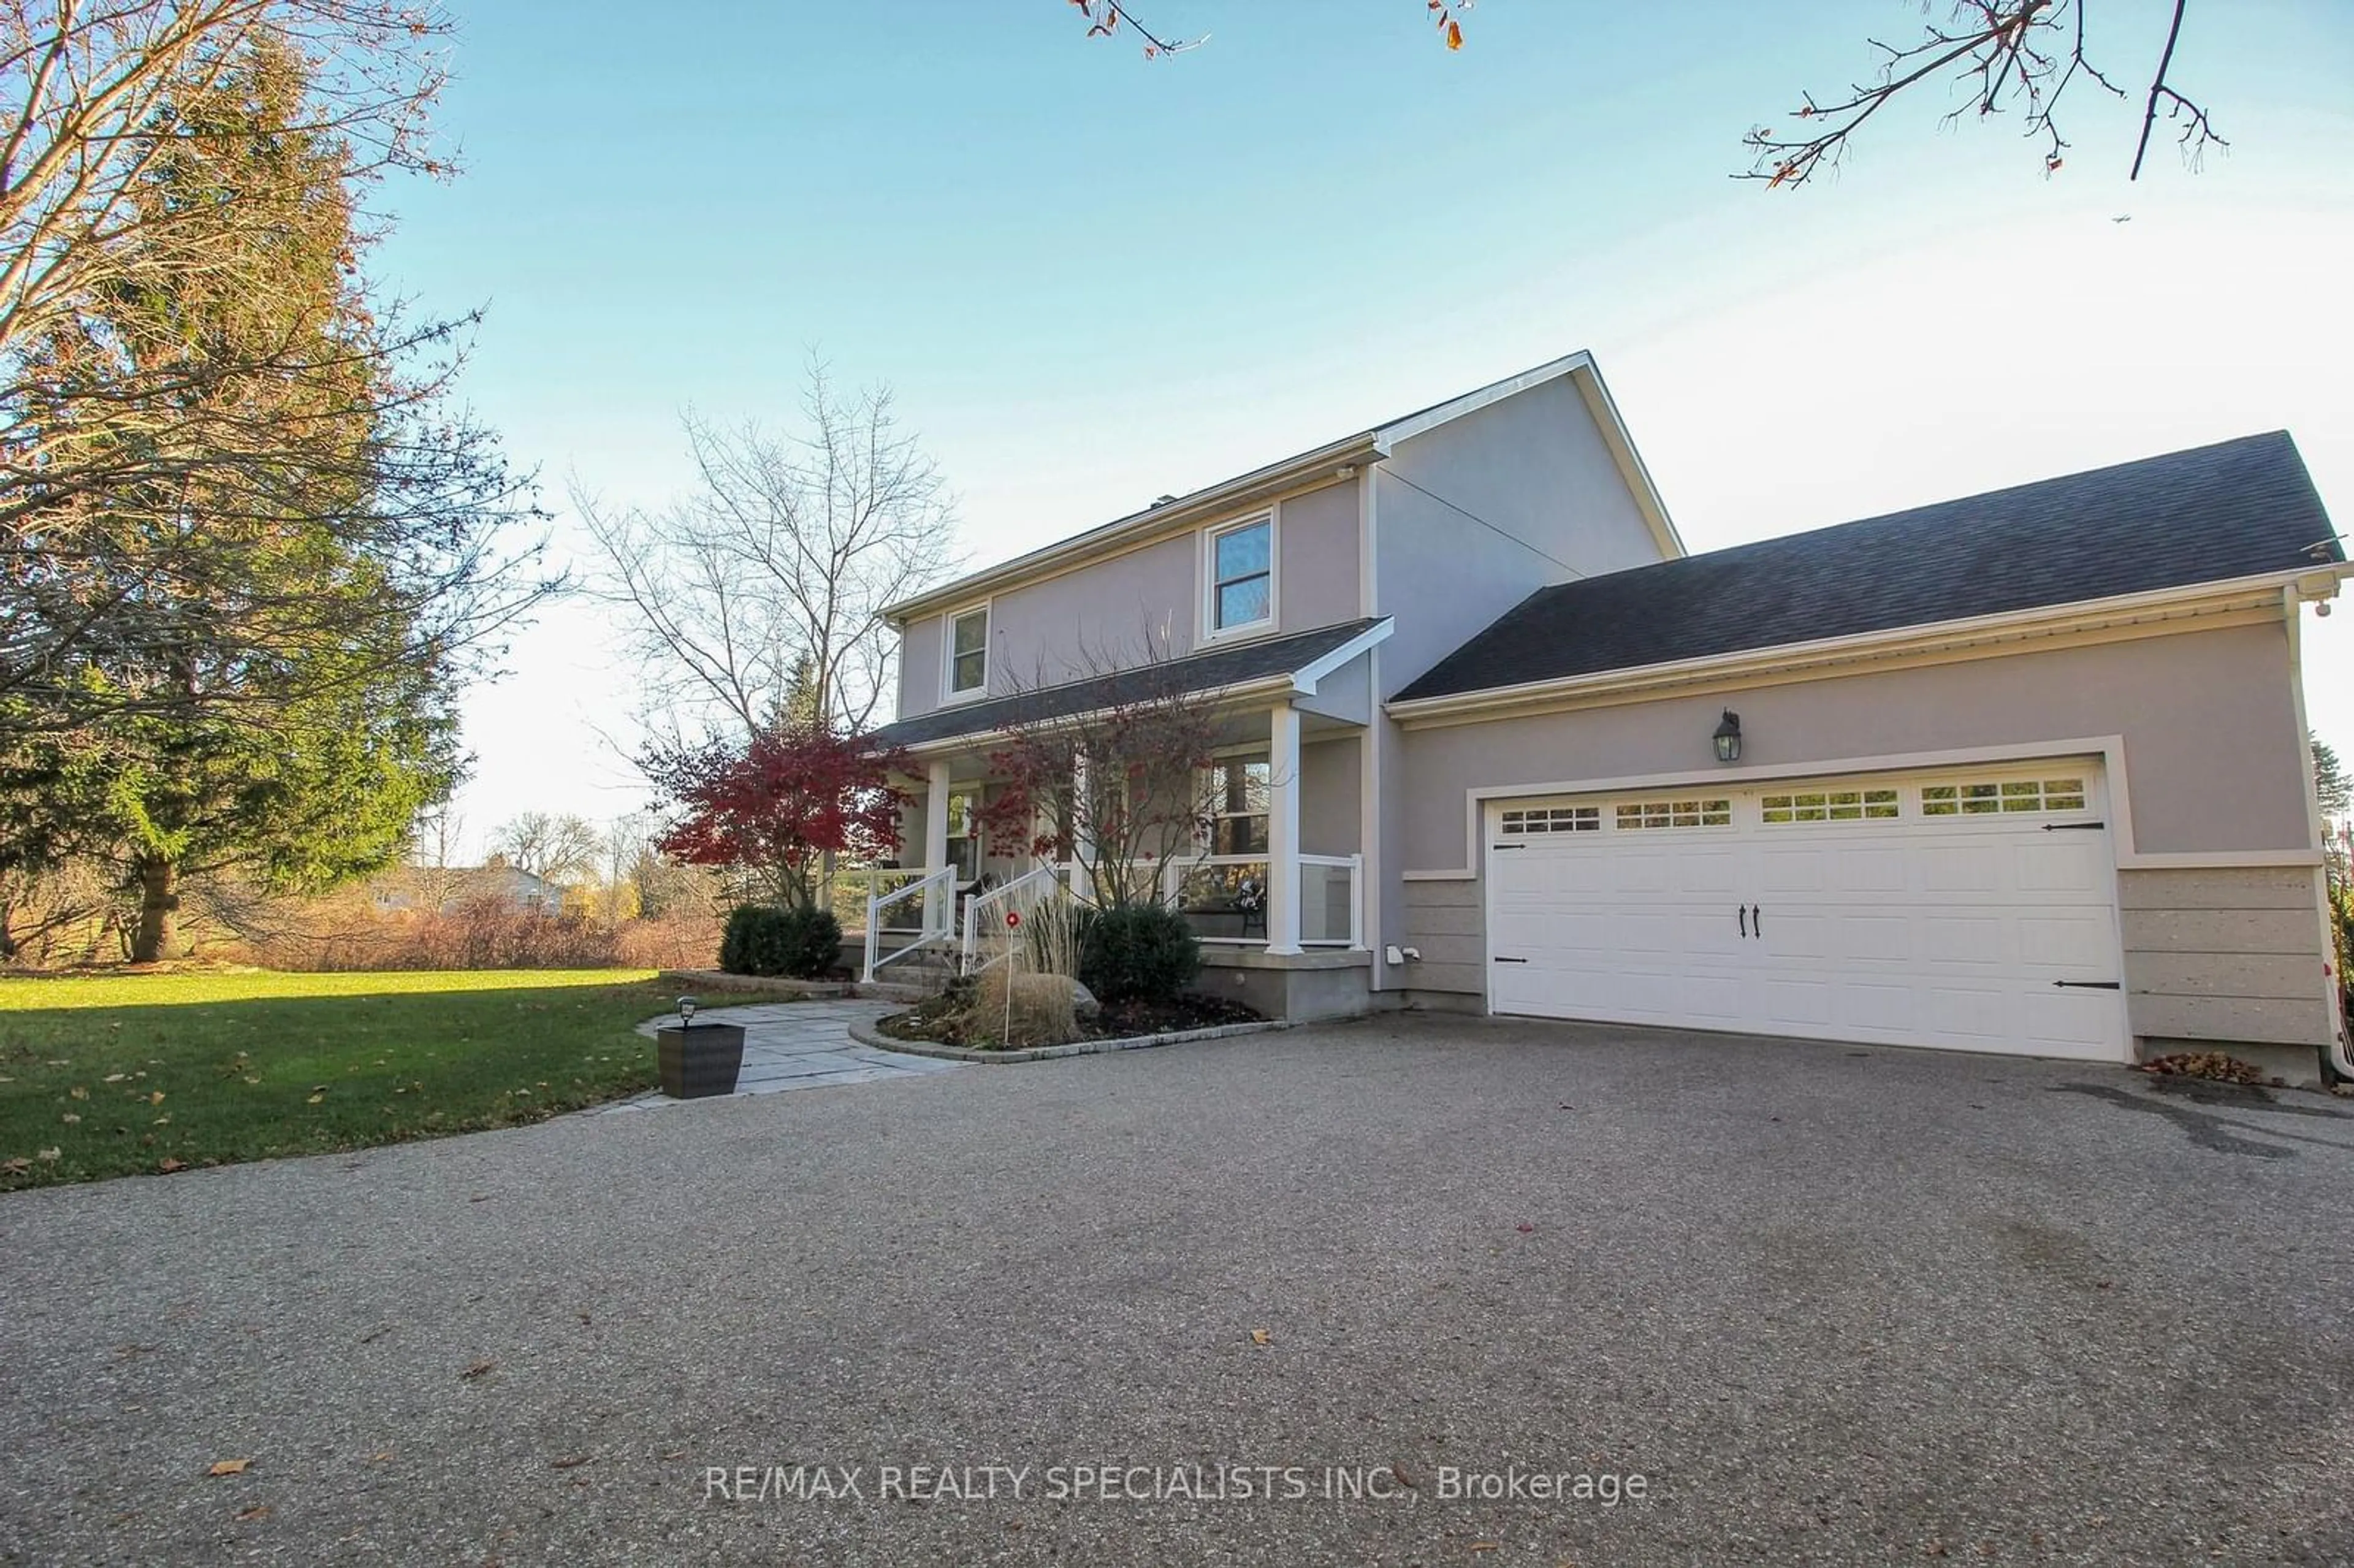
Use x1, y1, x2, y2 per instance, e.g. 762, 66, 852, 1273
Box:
961, 864, 1084, 973
1295, 853, 1365, 949
831, 867, 930, 934
1160, 852, 1363, 948
863, 867, 956, 982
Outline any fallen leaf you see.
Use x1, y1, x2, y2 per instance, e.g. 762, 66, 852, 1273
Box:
1515, 1223, 1536, 1235
36, 1147, 61, 1163
104, 1073, 126, 1083
550, 1455, 592, 1470
69, 1086, 88, 1100
207, 1458, 251, 1477
461, 1360, 495, 1380
147, 1090, 164, 1105
1249, 1328, 1271, 1347
60, 1113, 80, 1124
370, 1452, 393, 1463
1392, 1463, 1416, 1488
158, 1158, 186, 1173
235, 1504, 270, 1521
1, 1157, 29, 1175
1471, 1545, 1499, 1555
306, 1093, 324, 1105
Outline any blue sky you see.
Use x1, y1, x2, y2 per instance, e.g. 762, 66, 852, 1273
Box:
370, 1, 2354, 849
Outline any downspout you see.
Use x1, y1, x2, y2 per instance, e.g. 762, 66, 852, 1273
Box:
2282, 579, 2354, 1081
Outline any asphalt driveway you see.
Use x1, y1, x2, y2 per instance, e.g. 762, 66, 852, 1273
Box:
5, 1014, 2353, 1566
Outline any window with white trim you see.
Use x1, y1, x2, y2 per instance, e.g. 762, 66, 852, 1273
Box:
1920, 777, 2088, 816
1615, 798, 1733, 830
947, 606, 989, 696
1761, 788, 1900, 824
1499, 805, 1601, 835
1206, 516, 1273, 634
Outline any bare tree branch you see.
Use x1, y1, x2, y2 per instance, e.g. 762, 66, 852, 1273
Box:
1742, 1, 2220, 188
574, 358, 961, 751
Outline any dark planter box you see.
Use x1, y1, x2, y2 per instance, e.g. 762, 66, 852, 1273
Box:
657, 1023, 746, 1099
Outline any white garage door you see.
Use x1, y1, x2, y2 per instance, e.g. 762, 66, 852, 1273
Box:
1484, 762, 2129, 1061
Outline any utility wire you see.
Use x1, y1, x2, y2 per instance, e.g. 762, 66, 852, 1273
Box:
1379, 470, 1589, 580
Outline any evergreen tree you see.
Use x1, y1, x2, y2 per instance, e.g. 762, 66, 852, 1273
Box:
0, 38, 465, 960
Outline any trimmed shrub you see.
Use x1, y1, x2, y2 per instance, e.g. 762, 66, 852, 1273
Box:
720, 905, 844, 979
1074, 904, 1201, 1005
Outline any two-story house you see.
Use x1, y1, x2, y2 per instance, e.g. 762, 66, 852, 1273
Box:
866, 352, 2350, 1084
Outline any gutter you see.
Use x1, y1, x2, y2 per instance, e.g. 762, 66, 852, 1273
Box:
878, 618, 1393, 761
1386, 565, 2351, 729
2279, 574, 2354, 1083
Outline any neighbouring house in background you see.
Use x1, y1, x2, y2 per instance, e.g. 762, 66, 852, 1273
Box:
371, 858, 566, 918
860, 351, 2350, 1083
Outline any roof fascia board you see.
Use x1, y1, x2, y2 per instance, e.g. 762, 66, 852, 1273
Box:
1567, 360, 1685, 560
891, 674, 1297, 761
1290, 618, 1394, 695
1371, 351, 1594, 446
1386, 567, 2330, 728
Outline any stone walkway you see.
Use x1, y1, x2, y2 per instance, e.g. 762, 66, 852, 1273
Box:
597, 998, 959, 1111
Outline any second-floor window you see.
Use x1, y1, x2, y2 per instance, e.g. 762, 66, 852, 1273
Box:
947, 605, 989, 696
1208, 515, 1273, 636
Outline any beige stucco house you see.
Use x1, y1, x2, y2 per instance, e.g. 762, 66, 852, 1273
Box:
865, 352, 2350, 1083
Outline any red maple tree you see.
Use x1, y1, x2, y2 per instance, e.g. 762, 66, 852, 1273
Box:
647, 724, 912, 911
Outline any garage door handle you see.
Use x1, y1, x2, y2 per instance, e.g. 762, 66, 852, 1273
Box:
1750, 904, 1761, 938
2052, 980, 2121, 989
2042, 821, 2106, 831
1493, 956, 1528, 964
1737, 905, 1746, 938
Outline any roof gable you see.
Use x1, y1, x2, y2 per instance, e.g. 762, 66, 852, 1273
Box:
884, 352, 1675, 623
1395, 432, 2339, 702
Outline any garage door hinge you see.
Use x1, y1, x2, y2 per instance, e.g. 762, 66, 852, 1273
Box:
1493, 955, 1529, 964
2041, 821, 2105, 831
2052, 980, 2122, 989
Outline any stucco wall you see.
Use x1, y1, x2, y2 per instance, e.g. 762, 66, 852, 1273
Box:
897, 614, 945, 721
1278, 480, 1362, 633
887, 478, 1364, 718
1374, 373, 1666, 697
1297, 734, 1362, 858
1395, 621, 2311, 872
986, 531, 1200, 693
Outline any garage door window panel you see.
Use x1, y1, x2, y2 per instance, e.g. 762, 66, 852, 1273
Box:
1921, 777, 2087, 816
1615, 798, 1732, 831
1761, 788, 1899, 824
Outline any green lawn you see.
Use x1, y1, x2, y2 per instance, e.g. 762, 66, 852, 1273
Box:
0, 969, 782, 1190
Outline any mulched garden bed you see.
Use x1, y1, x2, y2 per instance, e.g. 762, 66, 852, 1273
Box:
878, 991, 1264, 1051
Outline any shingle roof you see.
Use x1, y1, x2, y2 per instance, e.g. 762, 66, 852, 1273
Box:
1396, 432, 2340, 702
869, 618, 1383, 750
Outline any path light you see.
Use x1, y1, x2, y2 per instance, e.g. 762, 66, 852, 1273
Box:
677, 995, 699, 1027
1712, 710, 1743, 764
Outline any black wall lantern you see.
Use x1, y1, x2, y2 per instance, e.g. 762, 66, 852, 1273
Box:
1712, 710, 1743, 763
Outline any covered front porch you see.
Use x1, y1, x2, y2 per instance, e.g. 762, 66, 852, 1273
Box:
840, 618, 1389, 1013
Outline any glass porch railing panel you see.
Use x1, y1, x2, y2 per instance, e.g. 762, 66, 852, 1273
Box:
1297, 856, 1359, 946
1167, 856, 1272, 943
830, 868, 931, 933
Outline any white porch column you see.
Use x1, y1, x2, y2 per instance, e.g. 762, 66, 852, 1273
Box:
923, 758, 953, 931
1265, 702, 1303, 955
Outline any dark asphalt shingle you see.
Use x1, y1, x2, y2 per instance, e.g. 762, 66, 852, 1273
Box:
869, 617, 1383, 748
1396, 431, 2341, 702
